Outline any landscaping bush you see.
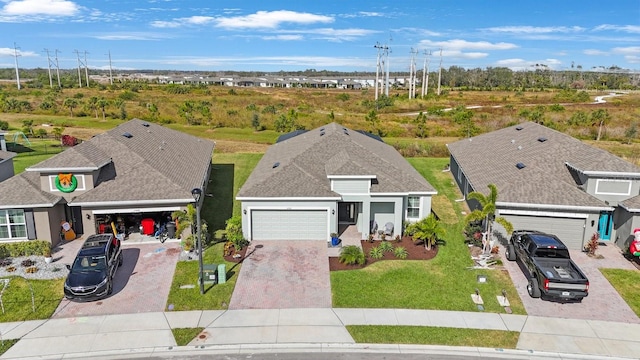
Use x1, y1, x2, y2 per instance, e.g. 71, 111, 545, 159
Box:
378, 241, 394, 253
0, 240, 50, 258
339, 245, 365, 265
369, 246, 384, 259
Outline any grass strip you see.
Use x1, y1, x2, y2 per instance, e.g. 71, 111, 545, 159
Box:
172, 327, 205, 346
347, 325, 519, 348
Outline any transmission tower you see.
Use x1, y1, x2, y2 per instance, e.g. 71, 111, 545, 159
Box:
13, 43, 21, 90
421, 50, 432, 98
374, 40, 391, 99
384, 43, 390, 96
374, 42, 383, 101
437, 48, 443, 96
74, 50, 83, 87
408, 48, 418, 99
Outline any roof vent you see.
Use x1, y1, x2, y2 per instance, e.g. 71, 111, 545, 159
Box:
122, 132, 133, 138
142, 123, 150, 127
511, 139, 515, 143
516, 162, 526, 169
320, 128, 325, 132
516, 126, 524, 131
537, 137, 548, 142
343, 128, 349, 135
320, 130, 325, 136
272, 162, 280, 169
517, 145, 522, 150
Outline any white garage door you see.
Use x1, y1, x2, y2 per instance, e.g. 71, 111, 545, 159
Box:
503, 215, 586, 250
251, 210, 328, 240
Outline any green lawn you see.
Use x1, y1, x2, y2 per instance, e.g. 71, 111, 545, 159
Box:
347, 325, 519, 348
172, 327, 204, 346
165, 242, 240, 311
331, 157, 525, 314
0, 277, 64, 322
7, 138, 65, 174
601, 268, 640, 317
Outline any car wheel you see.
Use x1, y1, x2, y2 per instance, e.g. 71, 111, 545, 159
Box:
118, 252, 123, 266
107, 279, 113, 295
506, 244, 516, 261
527, 278, 541, 298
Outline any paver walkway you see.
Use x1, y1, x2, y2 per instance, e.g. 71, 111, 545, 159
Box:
229, 241, 331, 309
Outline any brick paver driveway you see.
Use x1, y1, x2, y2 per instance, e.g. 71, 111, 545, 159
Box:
229, 240, 331, 309
52, 242, 181, 318
501, 243, 640, 323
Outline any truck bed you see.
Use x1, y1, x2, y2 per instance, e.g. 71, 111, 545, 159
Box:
532, 257, 587, 282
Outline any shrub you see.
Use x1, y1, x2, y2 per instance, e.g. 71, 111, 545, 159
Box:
61, 134, 78, 147
339, 246, 365, 265
369, 246, 384, 260
585, 232, 599, 256
25, 267, 38, 273
0, 240, 50, 258
393, 246, 408, 259
225, 216, 248, 251
378, 241, 394, 253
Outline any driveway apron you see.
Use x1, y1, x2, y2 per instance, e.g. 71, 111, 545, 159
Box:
502, 243, 640, 323
229, 240, 331, 309
52, 242, 181, 318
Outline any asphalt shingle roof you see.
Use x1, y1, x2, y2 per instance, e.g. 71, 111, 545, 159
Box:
238, 123, 435, 198
0, 119, 215, 207
447, 121, 640, 207
0, 150, 16, 161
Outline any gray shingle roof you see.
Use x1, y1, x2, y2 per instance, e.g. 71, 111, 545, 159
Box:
71, 119, 215, 204
620, 195, 640, 212
0, 119, 214, 207
0, 171, 63, 208
447, 121, 640, 207
238, 123, 435, 198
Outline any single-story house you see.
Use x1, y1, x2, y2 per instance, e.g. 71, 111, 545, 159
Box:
0, 119, 214, 245
237, 122, 437, 242
447, 121, 640, 251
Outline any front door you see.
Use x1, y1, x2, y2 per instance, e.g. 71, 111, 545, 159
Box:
338, 202, 356, 224
598, 211, 613, 241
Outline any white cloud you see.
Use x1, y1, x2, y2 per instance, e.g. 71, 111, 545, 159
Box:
261, 35, 303, 41
185, 16, 215, 25
93, 32, 173, 41
611, 46, 640, 55
215, 10, 333, 29
150, 20, 180, 28
495, 58, 562, 71
418, 39, 518, 51
584, 49, 608, 56
0, 47, 37, 57
593, 24, 640, 34
1, 0, 79, 16
484, 26, 585, 34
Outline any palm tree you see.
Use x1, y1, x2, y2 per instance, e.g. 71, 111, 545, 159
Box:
88, 96, 99, 118
592, 109, 610, 141
63, 98, 78, 117
465, 184, 513, 253
411, 213, 446, 250
97, 98, 109, 120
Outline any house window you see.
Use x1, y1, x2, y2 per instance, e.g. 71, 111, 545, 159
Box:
407, 196, 420, 219
0, 210, 27, 240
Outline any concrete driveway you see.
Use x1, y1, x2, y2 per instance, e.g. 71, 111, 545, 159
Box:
501, 243, 640, 323
52, 242, 181, 318
229, 240, 331, 309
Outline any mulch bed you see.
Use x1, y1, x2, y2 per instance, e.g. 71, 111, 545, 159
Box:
329, 236, 438, 271
223, 245, 248, 263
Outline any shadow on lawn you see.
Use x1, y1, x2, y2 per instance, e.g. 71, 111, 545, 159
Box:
205, 163, 234, 231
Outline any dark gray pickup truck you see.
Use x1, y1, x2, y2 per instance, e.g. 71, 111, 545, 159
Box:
506, 230, 589, 301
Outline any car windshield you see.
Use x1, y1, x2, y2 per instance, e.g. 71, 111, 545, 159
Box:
72, 255, 107, 272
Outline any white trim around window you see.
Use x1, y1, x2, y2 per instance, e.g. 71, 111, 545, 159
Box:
0, 209, 28, 240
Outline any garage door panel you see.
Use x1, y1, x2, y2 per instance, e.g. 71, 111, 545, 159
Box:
251, 210, 327, 240
503, 215, 586, 250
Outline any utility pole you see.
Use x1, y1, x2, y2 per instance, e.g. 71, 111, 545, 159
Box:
83, 51, 90, 87
384, 44, 390, 97
374, 42, 382, 101
437, 48, 443, 96
107, 50, 113, 85
44, 49, 53, 88
13, 43, 21, 90
409, 48, 418, 99
54, 49, 61, 88
74, 50, 83, 87
421, 50, 431, 98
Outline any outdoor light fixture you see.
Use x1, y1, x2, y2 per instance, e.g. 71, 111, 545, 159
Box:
332, 209, 335, 215
86, 214, 91, 220
243, 209, 247, 215
191, 187, 204, 295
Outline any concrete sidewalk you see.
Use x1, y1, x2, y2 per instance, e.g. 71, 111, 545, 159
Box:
1, 308, 639, 359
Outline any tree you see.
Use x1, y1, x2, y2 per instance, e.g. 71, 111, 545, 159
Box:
97, 98, 109, 120
409, 214, 446, 250
21, 120, 34, 136
63, 98, 78, 117
172, 204, 209, 245
52, 127, 64, 140
87, 96, 99, 118
465, 184, 513, 253
251, 113, 260, 130
35, 128, 47, 139
625, 121, 638, 145
592, 109, 610, 141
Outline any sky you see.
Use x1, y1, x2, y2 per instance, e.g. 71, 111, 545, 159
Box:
0, 0, 639, 73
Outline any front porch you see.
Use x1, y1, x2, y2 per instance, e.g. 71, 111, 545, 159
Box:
327, 224, 362, 257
